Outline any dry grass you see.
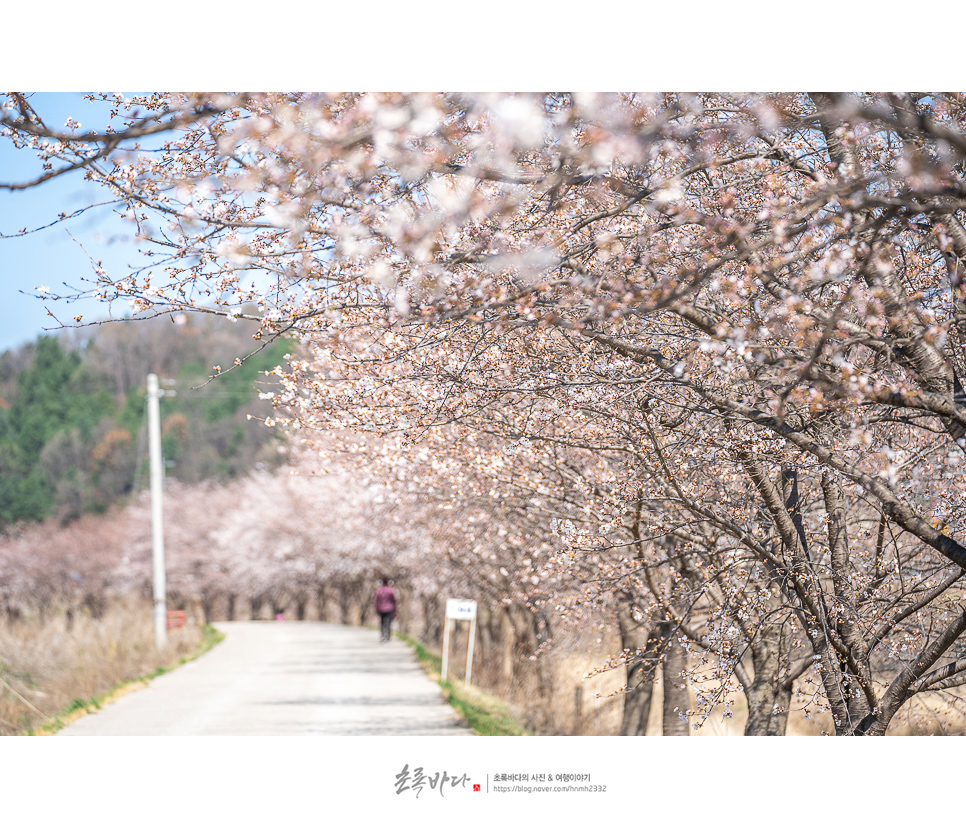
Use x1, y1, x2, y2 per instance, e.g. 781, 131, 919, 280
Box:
0, 596, 205, 735
444, 616, 628, 736
470, 618, 966, 737
538, 626, 626, 736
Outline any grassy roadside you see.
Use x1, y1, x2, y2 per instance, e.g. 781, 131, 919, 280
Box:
29, 624, 225, 736
396, 632, 532, 736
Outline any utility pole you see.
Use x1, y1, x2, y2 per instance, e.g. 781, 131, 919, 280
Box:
147, 374, 167, 652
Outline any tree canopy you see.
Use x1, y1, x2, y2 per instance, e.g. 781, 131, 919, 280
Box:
6, 91, 966, 734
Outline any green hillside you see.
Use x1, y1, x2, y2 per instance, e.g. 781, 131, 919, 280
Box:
0, 315, 292, 529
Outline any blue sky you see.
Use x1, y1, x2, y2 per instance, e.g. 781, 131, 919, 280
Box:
0, 93, 145, 352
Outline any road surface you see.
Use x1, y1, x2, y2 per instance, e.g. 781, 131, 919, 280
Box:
57, 621, 472, 735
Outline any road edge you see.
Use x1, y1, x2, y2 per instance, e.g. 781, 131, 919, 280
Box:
34, 624, 225, 736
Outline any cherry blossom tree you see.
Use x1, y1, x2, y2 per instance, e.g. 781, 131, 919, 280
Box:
7, 91, 966, 734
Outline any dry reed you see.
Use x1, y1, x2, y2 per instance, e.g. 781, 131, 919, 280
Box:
0, 595, 204, 735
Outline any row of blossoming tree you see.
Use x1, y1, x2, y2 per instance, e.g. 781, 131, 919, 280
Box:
0, 456, 571, 729
5, 92, 966, 734
0, 461, 471, 634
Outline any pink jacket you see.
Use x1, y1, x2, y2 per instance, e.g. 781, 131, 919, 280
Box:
375, 585, 397, 614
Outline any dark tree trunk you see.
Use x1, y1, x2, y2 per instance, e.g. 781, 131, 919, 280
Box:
354, 582, 370, 626
743, 618, 793, 736
83, 591, 107, 620
661, 625, 689, 736
421, 596, 443, 646
531, 608, 554, 697
500, 608, 517, 682
394, 580, 412, 636
744, 680, 792, 736
338, 585, 351, 625
616, 603, 657, 736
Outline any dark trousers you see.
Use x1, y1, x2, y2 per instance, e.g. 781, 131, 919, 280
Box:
379, 611, 395, 641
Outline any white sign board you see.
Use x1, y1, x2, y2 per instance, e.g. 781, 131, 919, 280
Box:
446, 598, 477, 621
442, 598, 479, 684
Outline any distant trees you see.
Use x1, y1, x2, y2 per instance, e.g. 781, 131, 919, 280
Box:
0, 336, 101, 524
0, 317, 290, 529
0, 460, 431, 628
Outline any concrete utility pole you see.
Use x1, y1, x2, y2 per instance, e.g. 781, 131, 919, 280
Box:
147, 374, 167, 652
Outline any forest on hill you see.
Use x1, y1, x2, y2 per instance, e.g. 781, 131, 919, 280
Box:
0, 313, 291, 529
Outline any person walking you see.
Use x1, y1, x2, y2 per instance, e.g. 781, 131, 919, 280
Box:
375, 578, 397, 642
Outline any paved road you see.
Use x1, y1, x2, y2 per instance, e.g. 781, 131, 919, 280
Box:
58, 621, 472, 735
